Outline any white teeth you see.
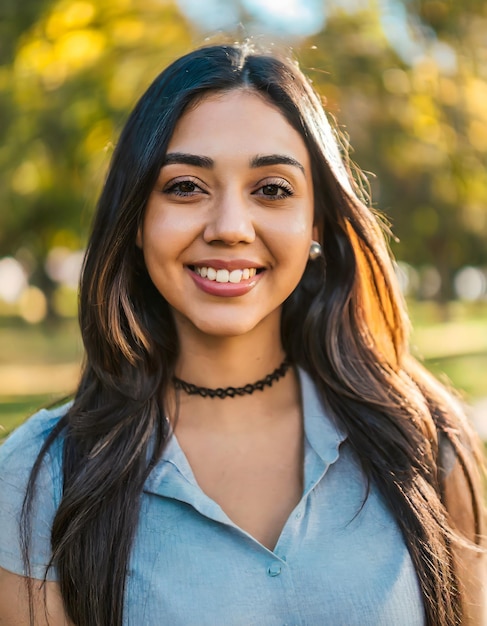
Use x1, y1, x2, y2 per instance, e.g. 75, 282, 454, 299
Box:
194, 266, 259, 283
229, 269, 242, 283
216, 269, 229, 283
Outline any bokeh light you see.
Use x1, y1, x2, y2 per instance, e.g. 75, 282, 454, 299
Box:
0, 258, 28, 304
18, 286, 48, 323
454, 266, 487, 301
175, 0, 326, 36
45, 247, 84, 289
242, 0, 326, 36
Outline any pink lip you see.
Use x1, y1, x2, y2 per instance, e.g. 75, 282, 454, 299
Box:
190, 259, 263, 271
187, 267, 263, 297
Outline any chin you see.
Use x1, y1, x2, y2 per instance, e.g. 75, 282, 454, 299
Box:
194, 320, 258, 338
173, 307, 282, 340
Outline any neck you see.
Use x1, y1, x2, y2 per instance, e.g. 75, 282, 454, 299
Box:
165, 327, 294, 428
173, 359, 289, 399
174, 329, 286, 391
168, 362, 300, 432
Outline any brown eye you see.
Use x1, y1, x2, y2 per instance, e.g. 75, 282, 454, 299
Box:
262, 184, 280, 196
256, 181, 293, 200
164, 179, 205, 197
177, 181, 197, 193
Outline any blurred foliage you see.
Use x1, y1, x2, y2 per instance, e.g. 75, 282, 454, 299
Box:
0, 0, 486, 305
0, 0, 194, 314
296, 2, 487, 300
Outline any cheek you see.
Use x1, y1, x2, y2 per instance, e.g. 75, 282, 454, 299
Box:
265, 209, 313, 256
143, 194, 192, 235
141, 210, 191, 261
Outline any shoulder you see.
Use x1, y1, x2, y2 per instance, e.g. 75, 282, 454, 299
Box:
0, 402, 70, 580
437, 419, 485, 541
0, 401, 71, 507
0, 402, 70, 474
435, 407, 486, 624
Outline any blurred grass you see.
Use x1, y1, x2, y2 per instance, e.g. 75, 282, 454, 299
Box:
0, 394, 65, 438
0, 317, 82, 365
0, 317, 82, 437
0, 301, 486, 440
408, 300, 487, 403
424, 354, 487, 399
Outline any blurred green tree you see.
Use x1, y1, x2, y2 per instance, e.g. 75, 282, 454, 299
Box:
297, 3, 487, 300
0, 0, 194, 314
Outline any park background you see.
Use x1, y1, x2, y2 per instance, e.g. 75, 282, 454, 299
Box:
0, 0, 486, 440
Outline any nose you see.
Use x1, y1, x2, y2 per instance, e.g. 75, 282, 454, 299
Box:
203, 191, 255, 245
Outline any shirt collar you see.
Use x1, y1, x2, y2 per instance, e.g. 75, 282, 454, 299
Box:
298, 367, 347, 464
297, 367, 347, 493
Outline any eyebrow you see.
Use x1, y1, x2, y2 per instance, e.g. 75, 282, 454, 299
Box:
250, 154, 305, 174
162, 153, 214, 168
162, 152, 305, 175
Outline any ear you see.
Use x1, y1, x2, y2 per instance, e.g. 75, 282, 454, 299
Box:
135, 227, 142, 249
312, 224, 320, 242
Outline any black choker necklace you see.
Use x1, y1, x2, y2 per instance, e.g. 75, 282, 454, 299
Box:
173, 359, 290, 399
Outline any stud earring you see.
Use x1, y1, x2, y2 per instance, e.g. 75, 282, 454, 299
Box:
309, 240, 322, 260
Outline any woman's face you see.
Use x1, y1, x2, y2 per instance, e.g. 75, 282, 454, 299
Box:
137, 89, 315, 340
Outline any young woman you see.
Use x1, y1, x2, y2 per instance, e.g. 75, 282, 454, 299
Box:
0, 42, 484, 626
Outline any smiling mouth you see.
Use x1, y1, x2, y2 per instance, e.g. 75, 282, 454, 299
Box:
189, 266, 263, 284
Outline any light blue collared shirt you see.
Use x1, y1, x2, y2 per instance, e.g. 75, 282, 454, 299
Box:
0, 369, 424, 625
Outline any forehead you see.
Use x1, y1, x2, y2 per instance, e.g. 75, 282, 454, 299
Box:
166, 89, 310, 165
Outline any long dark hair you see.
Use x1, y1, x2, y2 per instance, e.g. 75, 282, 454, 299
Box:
23, 42, 484, 625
